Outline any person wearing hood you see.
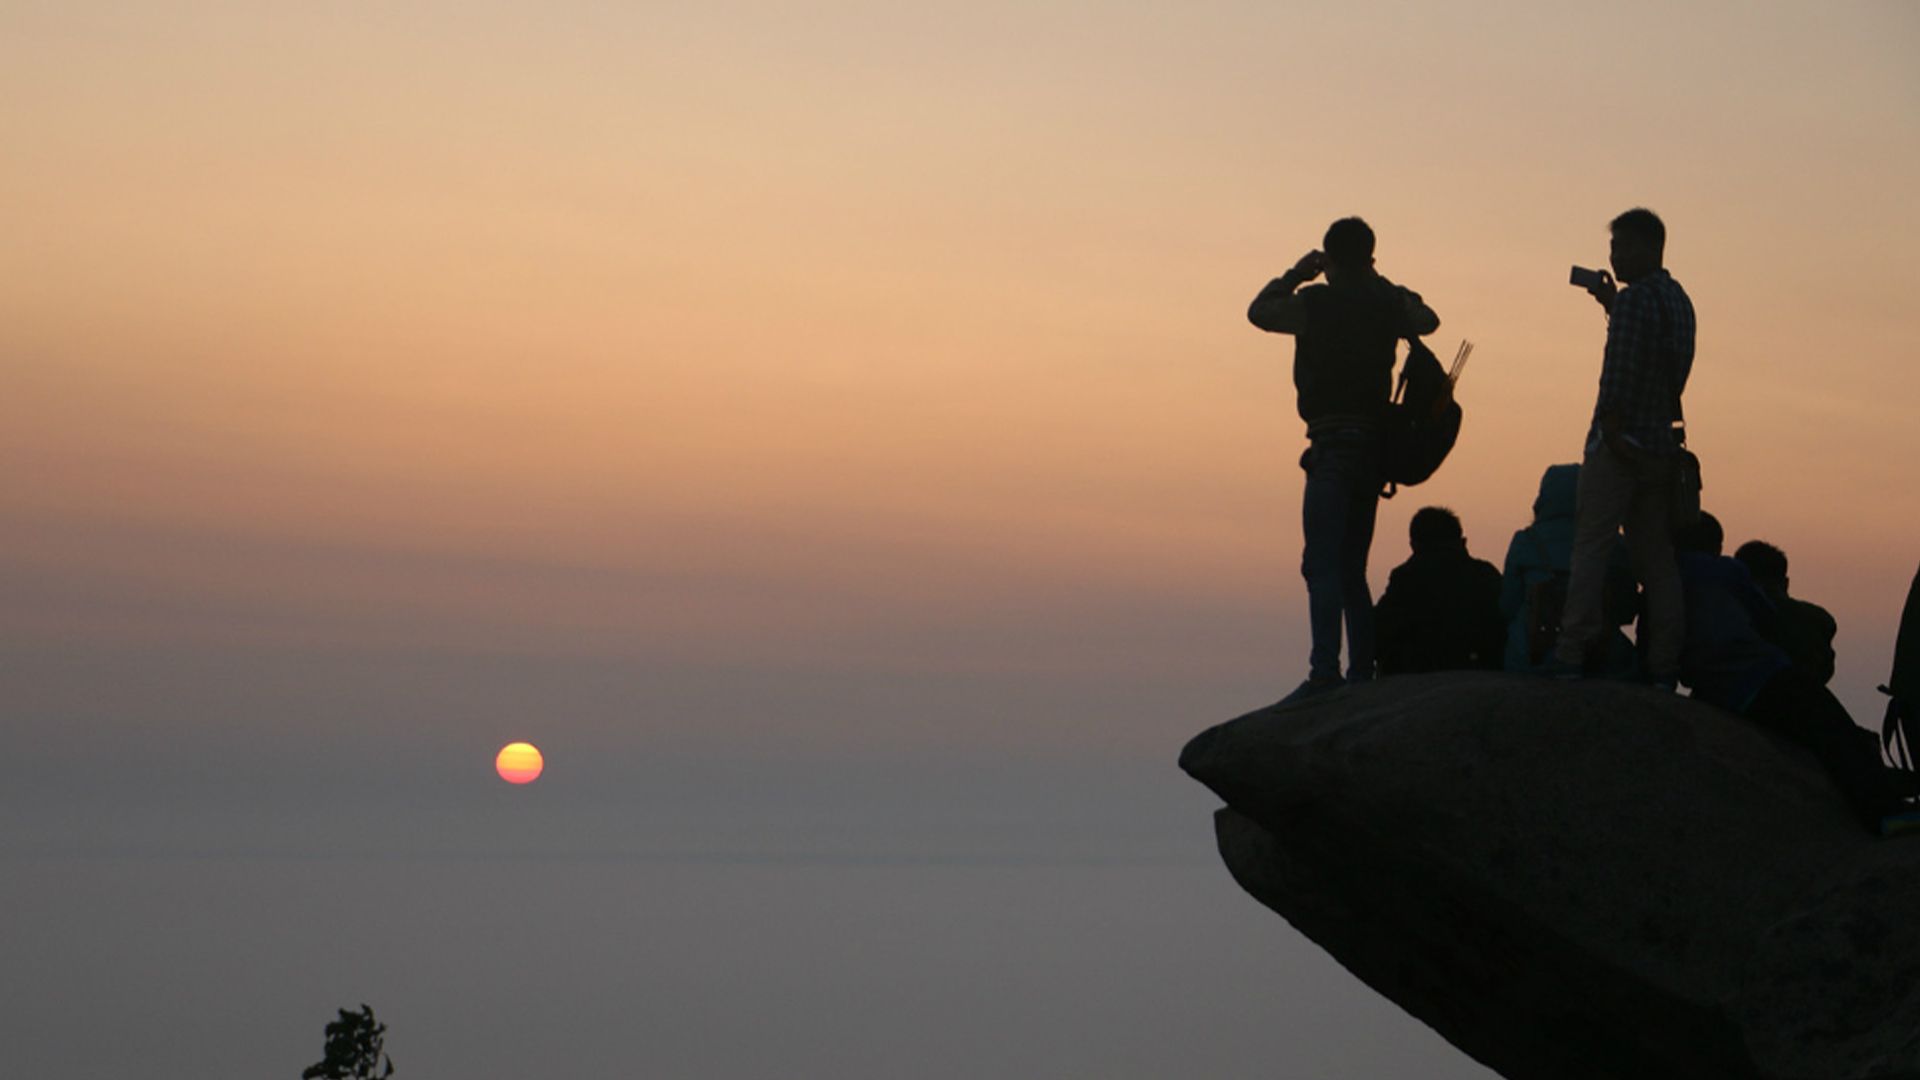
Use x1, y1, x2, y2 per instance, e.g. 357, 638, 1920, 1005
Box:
1500, 464, 1637, 676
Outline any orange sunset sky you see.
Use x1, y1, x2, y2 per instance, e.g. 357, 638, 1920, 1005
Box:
5, 1, 1918, 758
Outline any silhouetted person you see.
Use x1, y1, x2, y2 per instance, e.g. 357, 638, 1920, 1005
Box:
1734, 540, 1837, 685
1499, 463, 1638, 675
1676, 513, 1912, 834
1884, 564, 1920, 784
1553, 208, 1695, 685
1248, 217, 1440, 702
1374, 507, 1504, 675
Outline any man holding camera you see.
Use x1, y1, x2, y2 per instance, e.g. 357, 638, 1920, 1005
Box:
1555, 208, 1696, 682
1248, 217, 1440, 703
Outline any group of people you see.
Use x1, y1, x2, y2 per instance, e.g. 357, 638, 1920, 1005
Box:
1248, 210, 1917, 835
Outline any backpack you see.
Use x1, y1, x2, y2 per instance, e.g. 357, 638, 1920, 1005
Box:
1381, 336, 1463, 497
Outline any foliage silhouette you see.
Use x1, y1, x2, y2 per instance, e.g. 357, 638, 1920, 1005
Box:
302, 1004, 394, 1080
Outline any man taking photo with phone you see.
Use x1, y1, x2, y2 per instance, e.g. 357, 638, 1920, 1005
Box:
1553, 208, 1696, 683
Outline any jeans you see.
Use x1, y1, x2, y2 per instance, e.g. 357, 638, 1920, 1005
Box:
1556, 443, 1683, 675
1301, 429, 1382, 681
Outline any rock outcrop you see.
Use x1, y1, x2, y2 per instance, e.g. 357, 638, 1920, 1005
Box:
1179, 671, 1920, 1080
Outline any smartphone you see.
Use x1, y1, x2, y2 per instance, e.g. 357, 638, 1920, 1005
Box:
1570, 266, 1606, 289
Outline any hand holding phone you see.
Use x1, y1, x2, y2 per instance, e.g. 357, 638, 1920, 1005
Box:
1570, 265, 1616, 310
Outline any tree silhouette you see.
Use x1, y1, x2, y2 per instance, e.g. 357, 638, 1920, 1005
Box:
302, 1004, 394, 1079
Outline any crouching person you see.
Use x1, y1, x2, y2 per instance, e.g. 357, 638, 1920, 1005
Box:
1675, 513, 1915, 834
1374, 507, 1505, 675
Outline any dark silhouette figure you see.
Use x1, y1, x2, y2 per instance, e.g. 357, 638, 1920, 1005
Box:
1675, 513, 1911, 833
1498, 464, 1638, 676
304, 1004, 395, 1080
1882, 564, 1920, 778
1894, 565, 1920, 701
1248, 217, 1440, 702
1555, 208, 1696, 683
1374, 507, 1505, 675
1733, 540, 1837, 685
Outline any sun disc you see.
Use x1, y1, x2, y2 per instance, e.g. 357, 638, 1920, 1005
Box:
495, 741, 544, 784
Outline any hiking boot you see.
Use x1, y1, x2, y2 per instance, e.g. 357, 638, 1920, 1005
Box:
1879, 808, 1920, 838
1274, 676, 1345, 707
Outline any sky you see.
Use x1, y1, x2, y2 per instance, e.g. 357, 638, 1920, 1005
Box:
4, 2, 1918, 1077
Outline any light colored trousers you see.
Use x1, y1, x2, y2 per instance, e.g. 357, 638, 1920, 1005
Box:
1554, 444, 1683, 676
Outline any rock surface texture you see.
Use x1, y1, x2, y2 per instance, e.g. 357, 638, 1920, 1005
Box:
1179, 671, 1920, 1080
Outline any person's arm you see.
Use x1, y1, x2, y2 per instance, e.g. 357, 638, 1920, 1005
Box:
1373, 571, 1409, 674
1812, 603, 1838, 685
1474, 560, 1508, 669
1400, 286, 1440, 336
1499, 534, 1528, 620
1584, 270, 1617, 315
1247, 250, 1325, 333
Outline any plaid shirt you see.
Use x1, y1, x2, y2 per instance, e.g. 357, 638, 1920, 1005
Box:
1591, 268, 1695, 454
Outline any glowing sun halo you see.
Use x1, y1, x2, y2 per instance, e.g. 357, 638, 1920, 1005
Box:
495, 741, 544, 784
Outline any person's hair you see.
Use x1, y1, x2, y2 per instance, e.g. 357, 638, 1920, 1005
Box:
1323, 217, 1376, 269
1409, 506, 1464, 552
1610, 207, 1666, 253
1674, 511, 1724, 556
1734, 540, 1789, 585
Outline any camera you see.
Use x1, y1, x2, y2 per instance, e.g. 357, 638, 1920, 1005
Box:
1569, 265, 1606, 290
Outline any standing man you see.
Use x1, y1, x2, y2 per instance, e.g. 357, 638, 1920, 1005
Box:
1248, 217, 1440, 703
1554, 208, 1696, 683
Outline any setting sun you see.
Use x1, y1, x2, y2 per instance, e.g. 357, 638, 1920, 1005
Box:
495, 742, 544, 785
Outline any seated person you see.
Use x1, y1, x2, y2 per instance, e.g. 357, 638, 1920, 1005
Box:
1734, 540, 1837, 685
1676, 513, 1913, 834
1499, 464, 1637, 676
1374, 507, 1505, 675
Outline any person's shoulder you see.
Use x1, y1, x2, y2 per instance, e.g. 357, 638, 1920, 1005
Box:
1370, 275, 1424, 303
1678, 550, 1730, 579
1787, 596, 1838, 631
1644, 268, 1692, 308
1614, 279, 1660, 313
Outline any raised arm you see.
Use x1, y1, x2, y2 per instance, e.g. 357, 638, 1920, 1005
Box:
1400, 286, 1440, 336
1247, 250, 1325, 334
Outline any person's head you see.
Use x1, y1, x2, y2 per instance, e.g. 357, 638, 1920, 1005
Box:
1532, 463, 1581, 523
1673, 511, 1724, 556
1322, 217, 1376, 284
1734, 540, 1789, 589
1409, 506, 1465, 554
1608, 208, 1665, 283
